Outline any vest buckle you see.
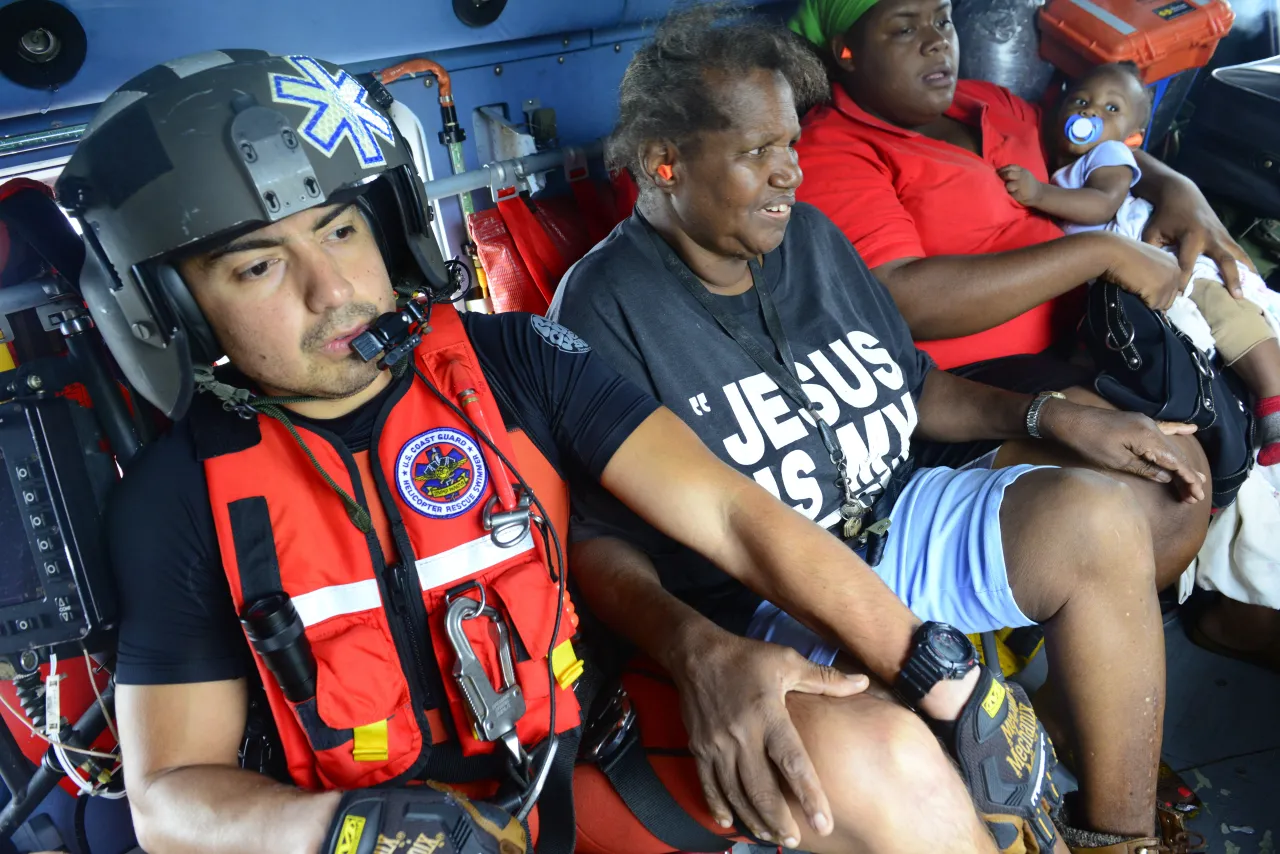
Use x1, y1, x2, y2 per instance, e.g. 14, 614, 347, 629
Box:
444, 594, 528, 768
581, 684, 637, 771
483, 488, 532, 548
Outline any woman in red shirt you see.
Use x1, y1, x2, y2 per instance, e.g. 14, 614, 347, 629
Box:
791, 0, 1250, 371
791, 0, 1280, 691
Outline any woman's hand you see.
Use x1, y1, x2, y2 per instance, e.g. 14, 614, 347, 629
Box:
1095, 233, 1184, 310
1141, 173, 1255, 297
670, 623, 868, 847
1039, 398, 1206, 503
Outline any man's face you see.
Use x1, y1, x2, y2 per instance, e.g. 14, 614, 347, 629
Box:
178, 201, 395, 400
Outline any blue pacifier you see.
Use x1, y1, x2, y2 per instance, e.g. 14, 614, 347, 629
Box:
1064, 114, 1104, 145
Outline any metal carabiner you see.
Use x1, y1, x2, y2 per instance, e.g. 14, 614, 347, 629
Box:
443, 596, 527, 764
483, 487, 532, 548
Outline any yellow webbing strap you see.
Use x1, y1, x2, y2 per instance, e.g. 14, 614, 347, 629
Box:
550, 639, 583, 690
352, 720, 389, 762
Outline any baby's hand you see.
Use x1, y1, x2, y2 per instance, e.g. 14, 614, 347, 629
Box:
997, 165, 1042, 206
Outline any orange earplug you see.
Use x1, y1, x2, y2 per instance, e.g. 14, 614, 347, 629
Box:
656, 164, 674, 181
1123, 131, 1145, 148
840, 46, 853, 60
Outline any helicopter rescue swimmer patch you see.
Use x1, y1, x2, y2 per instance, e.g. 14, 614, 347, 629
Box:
396, 428, 489, 519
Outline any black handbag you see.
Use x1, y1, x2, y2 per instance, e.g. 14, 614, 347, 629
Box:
1081, 282, 1255, 508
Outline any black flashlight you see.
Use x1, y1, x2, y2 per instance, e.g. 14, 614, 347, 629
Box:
240, 593, 317, 704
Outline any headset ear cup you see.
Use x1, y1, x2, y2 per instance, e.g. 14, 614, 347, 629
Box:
371, 167, 450, 297
356, 194, 394, 270
155, 262, 221, 365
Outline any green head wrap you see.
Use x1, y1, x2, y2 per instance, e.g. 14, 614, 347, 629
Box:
788, 0, 883, 48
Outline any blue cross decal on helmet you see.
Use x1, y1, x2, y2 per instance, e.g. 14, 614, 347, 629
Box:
269, 55, 397, 168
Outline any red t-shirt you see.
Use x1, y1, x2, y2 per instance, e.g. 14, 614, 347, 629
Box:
797, 80, 1077, 369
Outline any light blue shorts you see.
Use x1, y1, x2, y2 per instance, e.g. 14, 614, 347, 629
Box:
747, 461, 1046, 665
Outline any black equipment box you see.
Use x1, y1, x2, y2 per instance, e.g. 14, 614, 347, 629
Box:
0, 395, 116, 670
1176, 56, 1280, 220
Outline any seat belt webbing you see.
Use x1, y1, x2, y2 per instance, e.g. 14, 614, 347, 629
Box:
533, 728, 580, 854
600, 734, 733, 853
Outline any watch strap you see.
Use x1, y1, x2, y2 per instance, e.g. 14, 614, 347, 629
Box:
1026, 391, 1066, 439
896, 651, 936, 708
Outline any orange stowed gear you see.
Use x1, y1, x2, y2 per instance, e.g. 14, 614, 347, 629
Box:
611, 170, 640, 221
468, 208, 546, 314
494, 187, 565, 307
202, 304, 579, 792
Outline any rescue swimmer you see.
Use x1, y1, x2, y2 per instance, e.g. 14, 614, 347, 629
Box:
64, 51, 1061, 854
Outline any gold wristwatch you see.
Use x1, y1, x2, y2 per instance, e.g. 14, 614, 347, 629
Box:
1026, 391, 1066, 439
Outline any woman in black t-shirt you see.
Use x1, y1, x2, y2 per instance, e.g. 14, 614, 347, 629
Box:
551, 8, 1210, 849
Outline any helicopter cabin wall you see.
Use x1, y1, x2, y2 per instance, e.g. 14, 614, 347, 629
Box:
0, 0, 786, 264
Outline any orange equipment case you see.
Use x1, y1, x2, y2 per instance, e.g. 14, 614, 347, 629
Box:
1038, 0, 1234, 82
1038, 0, 1235, 145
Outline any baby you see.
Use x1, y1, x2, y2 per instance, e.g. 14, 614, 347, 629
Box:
998, 61, 1280, 467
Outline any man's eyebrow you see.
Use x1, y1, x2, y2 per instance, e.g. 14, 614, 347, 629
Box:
199, 203, 356, 268
202, 236, 285, 267
313, 202, 356, 233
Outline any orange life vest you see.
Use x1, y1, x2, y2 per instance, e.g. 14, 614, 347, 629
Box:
201, 305, 581, 792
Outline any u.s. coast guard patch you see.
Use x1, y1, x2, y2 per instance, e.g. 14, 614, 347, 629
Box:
396, 428, 488, 519
269, 55, 396, 168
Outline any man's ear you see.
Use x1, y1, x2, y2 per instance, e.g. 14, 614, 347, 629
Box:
831, 34, 856, 71
641, 141, 678, 188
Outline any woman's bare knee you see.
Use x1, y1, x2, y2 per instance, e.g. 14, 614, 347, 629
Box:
1002, 468, 1155, 620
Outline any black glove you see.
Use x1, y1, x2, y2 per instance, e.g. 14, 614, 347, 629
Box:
935, 668, 1066, 854
323, 783, 527, 854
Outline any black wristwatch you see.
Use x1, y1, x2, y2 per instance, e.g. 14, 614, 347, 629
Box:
894, 621, 980, 709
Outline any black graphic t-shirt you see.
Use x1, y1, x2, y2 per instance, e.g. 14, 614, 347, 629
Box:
549, 203, 932, 631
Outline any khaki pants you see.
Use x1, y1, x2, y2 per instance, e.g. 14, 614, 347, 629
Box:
1187, 277, 1274, 365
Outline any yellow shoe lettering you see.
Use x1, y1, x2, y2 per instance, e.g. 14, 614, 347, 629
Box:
407, 832, 448, 854
333, 816, 367, 854
374, 832, 407, 854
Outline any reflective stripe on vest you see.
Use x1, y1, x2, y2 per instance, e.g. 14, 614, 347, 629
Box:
292, 531, 534, 628
204, 304, 580, 792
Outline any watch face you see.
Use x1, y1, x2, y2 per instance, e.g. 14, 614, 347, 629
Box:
928, 625, 973, 664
